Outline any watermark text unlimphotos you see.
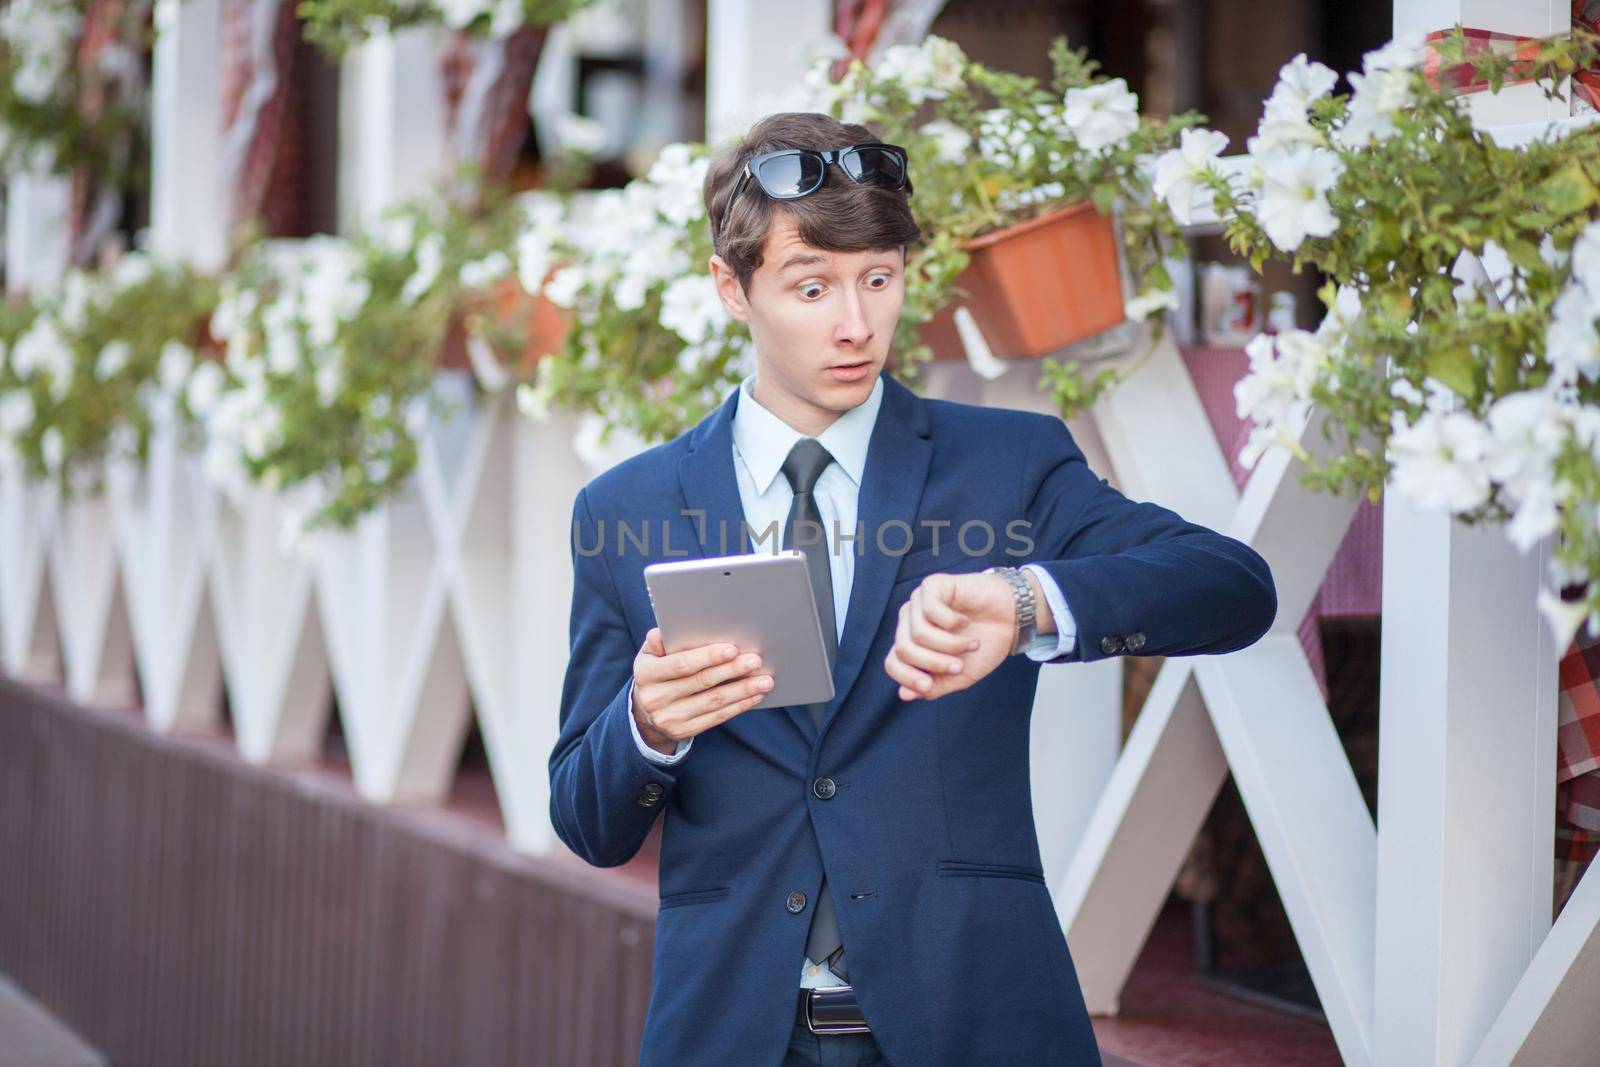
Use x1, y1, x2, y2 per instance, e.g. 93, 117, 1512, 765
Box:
574, 511, 1036, 559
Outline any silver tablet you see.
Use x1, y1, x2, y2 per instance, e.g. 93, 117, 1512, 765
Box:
643, 550, 835, 709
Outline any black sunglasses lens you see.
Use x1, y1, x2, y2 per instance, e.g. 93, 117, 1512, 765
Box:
841, 146, 906, 188
756, 152, 824, 198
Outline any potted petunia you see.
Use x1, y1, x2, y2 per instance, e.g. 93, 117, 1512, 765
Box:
0, 254, 217, 494
1155, 26, 1600, 645
806, 35, 1204, 413
511, 141, 757, 447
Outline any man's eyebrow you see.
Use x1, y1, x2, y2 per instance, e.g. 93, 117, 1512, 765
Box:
777, 253, 830, 273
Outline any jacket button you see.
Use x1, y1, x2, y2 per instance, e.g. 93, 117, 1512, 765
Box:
813, 777, 836, 800
787, 891, 808, 914
637, 782, 665, 807
1100, 635, 1123, 655
1125, 631, 1146, 652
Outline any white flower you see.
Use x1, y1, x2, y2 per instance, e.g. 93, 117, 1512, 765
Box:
1484, 390, 1567, 501
660, 274, 727, 346
919, 120, 972, 165
515, 198, 565, 297
874, 36, 966, 104
1506, 477, 1562, 554
1331, 34, 1423, 148
110, 251, 153, 289
1572, 219, 1600, 299
1248, 54, 1337, 157
459, 251, 512, 291
1125, 287, 1179, 321
96, 340, 130, 380
0, 390, 34, 439
544, 265, 588, 308
1063, 78, 1140, 152
314, 358, 343, 407
157, 341, 192, 395
375, 212, 416, 256
1265, 54, 1338, 120
297, 237, 369, 347
1234, 329, 1326, 466
262, 299, 302, 375
1546, 283, 1600, 385
1255, 145, 1342, 252
400, 231, 445, 306
0, 0, 80, 106
1153, 127, 1229, 224
1387, 409, 1494, 513
646, 143, 709, 227
185, 361, 224, 417
1362, 32, 1426, 75
11, 316, 72, 381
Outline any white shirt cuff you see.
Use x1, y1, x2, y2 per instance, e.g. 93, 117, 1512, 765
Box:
627, 677, 693, 764
1019, 564, 1078, 660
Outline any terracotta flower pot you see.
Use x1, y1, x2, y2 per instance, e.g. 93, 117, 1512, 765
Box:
441, 274, 572, 377
919, 200, 1125, 362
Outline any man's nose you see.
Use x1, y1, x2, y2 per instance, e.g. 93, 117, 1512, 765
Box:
835, 292, 873, 346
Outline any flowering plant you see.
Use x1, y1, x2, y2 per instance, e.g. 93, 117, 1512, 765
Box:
806, 35, 1203, 412
0, 0, 152, 189
1159, 28, 1600, 645
513, 141, 757, 445
298, 0, 589, 52
193, 185, 549, 542
0, 254, 215, 492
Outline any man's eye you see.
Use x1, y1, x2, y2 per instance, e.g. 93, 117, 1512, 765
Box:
799, 284, 825, 299
866, 273, 891, 288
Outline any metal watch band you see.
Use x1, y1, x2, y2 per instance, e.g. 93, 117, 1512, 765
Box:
983, 565, 1037, 655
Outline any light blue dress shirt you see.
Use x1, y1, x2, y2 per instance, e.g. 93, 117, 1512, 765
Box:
623, 373, 1079, 985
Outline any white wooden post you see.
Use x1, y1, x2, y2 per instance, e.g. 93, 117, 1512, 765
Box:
4, 175, 71, 295
705, 0, 833, 144
337, 28, 449, 233
150, 0, 227, 270
1377, 2, 1571, 1063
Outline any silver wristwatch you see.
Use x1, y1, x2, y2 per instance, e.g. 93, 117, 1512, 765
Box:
983, 565, 1037, 655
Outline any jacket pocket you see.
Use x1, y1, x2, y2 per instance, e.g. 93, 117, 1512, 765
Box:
936, 860, 1046, 884
658, 886, 732, 909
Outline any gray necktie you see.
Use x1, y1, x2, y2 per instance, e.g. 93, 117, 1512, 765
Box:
781, 437, 848, 982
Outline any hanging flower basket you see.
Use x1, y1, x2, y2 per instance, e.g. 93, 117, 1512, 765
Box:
919, 200, 1125, 362
441, 274, 572, 378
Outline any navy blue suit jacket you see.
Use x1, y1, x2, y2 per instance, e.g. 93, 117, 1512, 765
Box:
549, 371, 1277, 1066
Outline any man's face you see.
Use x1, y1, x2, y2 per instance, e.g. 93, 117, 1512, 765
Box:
711, 213, 905, 430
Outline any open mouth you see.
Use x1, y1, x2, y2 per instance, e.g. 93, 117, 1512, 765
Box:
826, 360, 873, 381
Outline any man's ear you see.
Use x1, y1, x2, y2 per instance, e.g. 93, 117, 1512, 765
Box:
708, 254, 751, 323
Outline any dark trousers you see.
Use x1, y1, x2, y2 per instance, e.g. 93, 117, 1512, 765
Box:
780, 1017, 893, 1066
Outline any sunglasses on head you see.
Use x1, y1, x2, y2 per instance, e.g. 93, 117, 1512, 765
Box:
721, 142, 913, 232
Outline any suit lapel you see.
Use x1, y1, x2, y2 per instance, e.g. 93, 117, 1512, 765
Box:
673, 373, 934, 754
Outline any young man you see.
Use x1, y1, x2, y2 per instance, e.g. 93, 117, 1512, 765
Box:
549, 112, 1278, 1066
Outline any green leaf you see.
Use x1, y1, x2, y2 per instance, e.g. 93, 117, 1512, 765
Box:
1541, 162, 1599, 217
1424, 341, 1480, 402
1502, 237, 1547, 275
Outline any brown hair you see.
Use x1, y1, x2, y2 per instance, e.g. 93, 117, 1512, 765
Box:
703, 112, 922, 293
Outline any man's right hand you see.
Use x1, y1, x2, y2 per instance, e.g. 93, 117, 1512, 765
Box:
632, 627, 774, 755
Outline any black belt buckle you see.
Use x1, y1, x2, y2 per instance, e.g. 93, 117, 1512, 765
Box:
805, 984, 870, 1035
